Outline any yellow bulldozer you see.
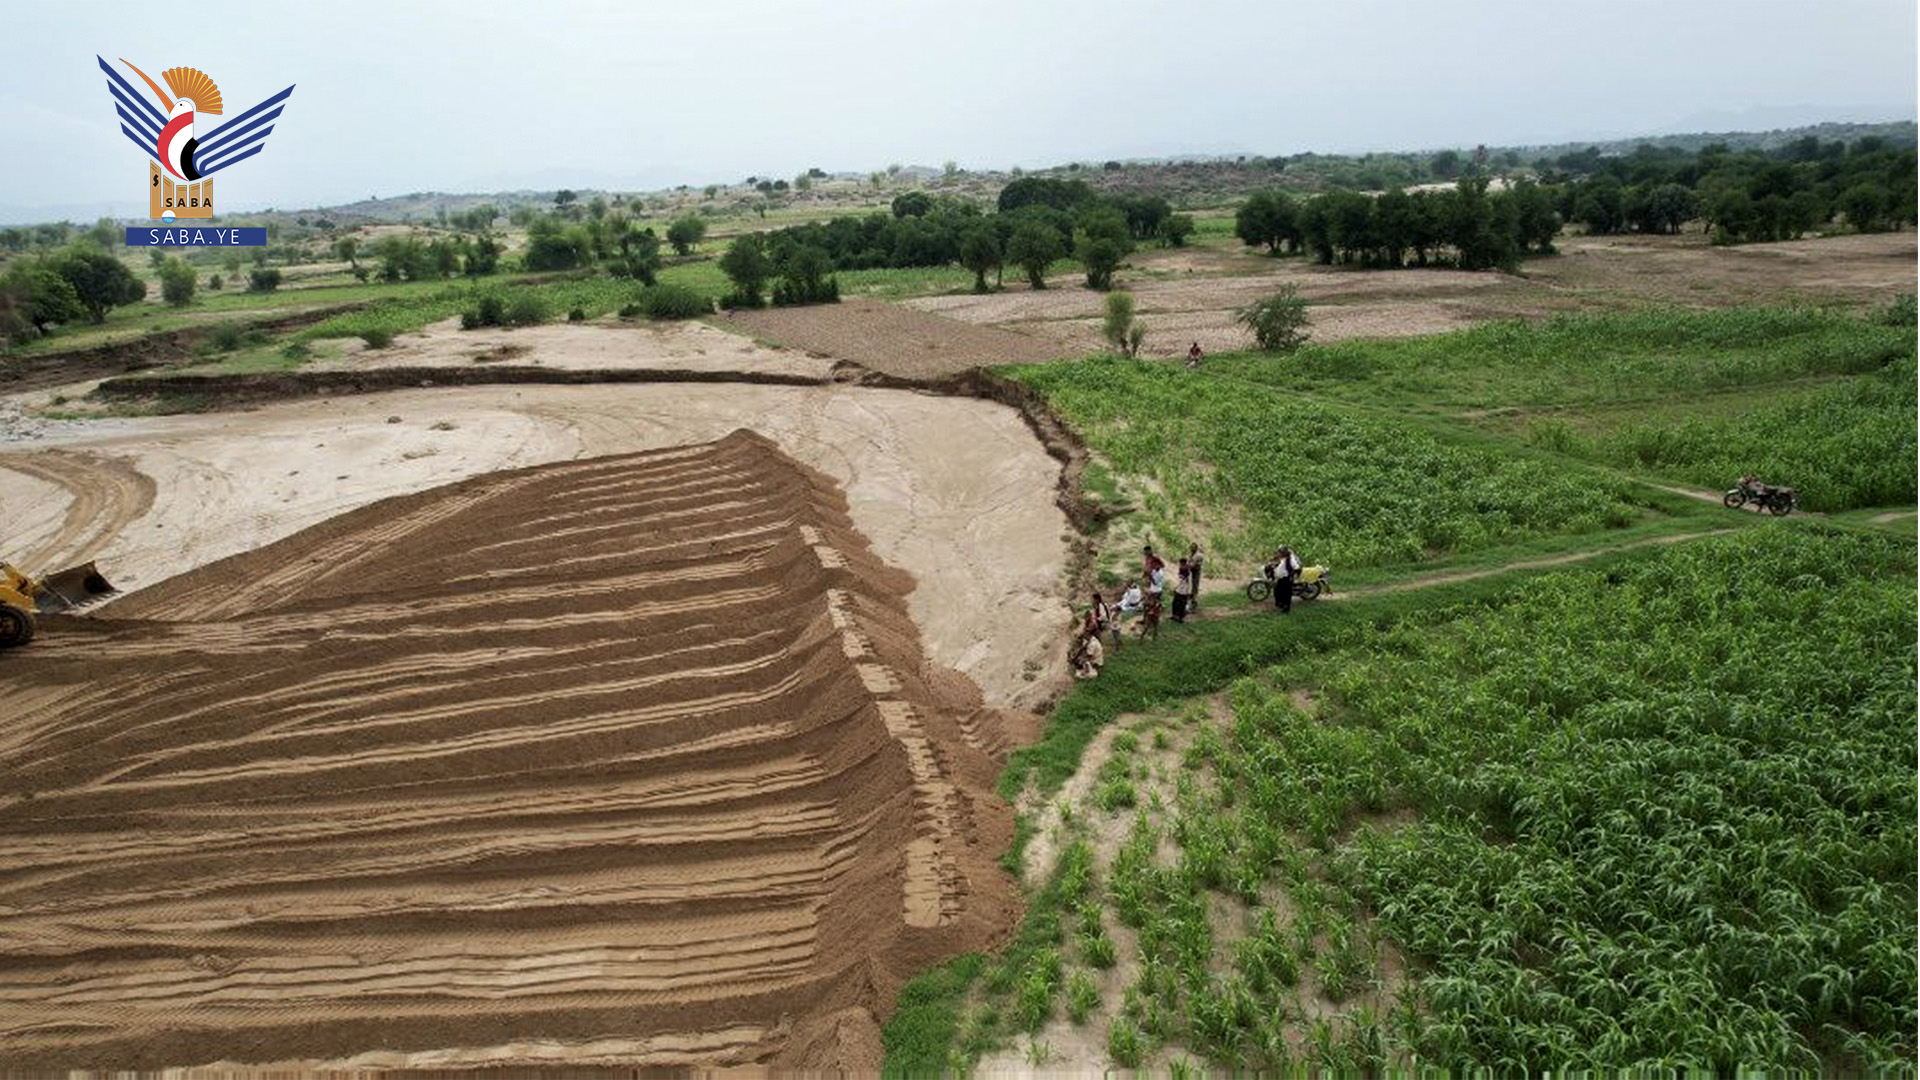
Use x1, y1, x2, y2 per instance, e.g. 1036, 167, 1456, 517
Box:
1, 561, 118, 647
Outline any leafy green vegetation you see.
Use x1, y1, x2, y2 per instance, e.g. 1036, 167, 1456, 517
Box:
1215, 306, 1914, 409
1535, 352, 1917, 510
1007, 357, 1655, 568
1275, 527, 1915, 1068
901, 526, 1915, 1074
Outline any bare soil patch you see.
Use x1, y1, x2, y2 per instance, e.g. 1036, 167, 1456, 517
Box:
0, 433, 1019, 1070
908, 229, 1917, 360
327, 316, 833, 379
719, 299, 1065, 377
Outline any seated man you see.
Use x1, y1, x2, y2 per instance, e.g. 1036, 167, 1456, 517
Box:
1072, 629, 1106, 679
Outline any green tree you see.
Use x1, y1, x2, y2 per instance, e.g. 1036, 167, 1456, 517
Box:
718, 233, 773, 307
1158, 213, 1196, 248
1006, 221, 1064, 288
613, 225, 662, 285
1574, 175, 1626, 234
54, 247, 146, 323
465, 235, 503, 276
1236, 285, 1311, 352
666, 216, 708, 255
891, 191, 934, 218
523, 216, 593, 271
334, 236, 359, 268
1076, 207, 1132, 290
157, 256, 197, 307
247, 266, 283, 292
1841, 183, 1889, 233
0, 262, 85, 339
771, 243, 839, 306
959, 226, 1002, 293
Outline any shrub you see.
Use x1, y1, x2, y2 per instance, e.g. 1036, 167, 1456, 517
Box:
158, 257, 196, 308
359, 328, 394, 349
461, 293, 507, 329
207, 273, 223, 290
631, 283, 711, 320
1870, 292, 1916, 328
203, 322, 258, 352
567, 306, 586, 322
247, 267, 283, 293
504, 291, 550, 327
1236, 285, 1312, 352
1102, 291, 1145, 358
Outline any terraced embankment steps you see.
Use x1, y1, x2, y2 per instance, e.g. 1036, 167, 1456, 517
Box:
0, 429, 1021, 1071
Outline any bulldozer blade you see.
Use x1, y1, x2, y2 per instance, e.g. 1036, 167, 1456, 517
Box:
32, 561, 118, 615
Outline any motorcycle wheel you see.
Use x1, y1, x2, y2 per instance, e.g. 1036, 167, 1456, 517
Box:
1767, 496, 1792, 517
1722, 491, 1746, 510
1297, 581, 1324, 601
1245, 580, 1271, 602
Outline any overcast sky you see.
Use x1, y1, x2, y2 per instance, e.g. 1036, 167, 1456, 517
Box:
7, 0, 1914, 221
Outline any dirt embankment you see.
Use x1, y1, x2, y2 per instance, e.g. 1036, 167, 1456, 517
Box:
94, 363, 828, 403
0, 432, 1025, 1071
0, 305, 364, 394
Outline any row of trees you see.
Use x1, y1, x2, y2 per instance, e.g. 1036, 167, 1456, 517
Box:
1549, 136, 1916, 243
1236, 179, 1560, 271
732, 180, 1195, 294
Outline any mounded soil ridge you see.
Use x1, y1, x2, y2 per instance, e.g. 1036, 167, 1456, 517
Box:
0, 429, 1022, 1071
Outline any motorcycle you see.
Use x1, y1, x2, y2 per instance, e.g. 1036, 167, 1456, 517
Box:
1723, 480, 1797, 517
1246, 563, 1331, 602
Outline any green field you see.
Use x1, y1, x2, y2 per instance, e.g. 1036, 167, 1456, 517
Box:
890, 526, 1916, 1073
1006, 358, 1674, 573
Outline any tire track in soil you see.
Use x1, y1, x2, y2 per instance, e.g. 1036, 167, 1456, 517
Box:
0, 450, 156, 574
0, 431, 1022, 1071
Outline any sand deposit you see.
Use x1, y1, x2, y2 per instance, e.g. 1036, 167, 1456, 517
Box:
0, 432, 1022, 1070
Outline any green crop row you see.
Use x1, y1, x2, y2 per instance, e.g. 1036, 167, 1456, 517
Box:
1233, 526, 1913, 1069
1006, 358, 1658, 569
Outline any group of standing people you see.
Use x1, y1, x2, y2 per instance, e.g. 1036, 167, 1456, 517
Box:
1071, 543, 1204, 679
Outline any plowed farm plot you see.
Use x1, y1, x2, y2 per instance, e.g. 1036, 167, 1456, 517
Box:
719, 298, 1066, 377
0, 431, 1022, 1071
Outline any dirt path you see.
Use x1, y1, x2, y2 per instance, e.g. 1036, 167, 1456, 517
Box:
1187, 527, 1732, 619
0, 384, 1071, 710
0, 434, 1020, 1071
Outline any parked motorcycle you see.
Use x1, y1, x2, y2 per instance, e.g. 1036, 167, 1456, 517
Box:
1246, 563, 1331, 602
1723, 479, 1797, 517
